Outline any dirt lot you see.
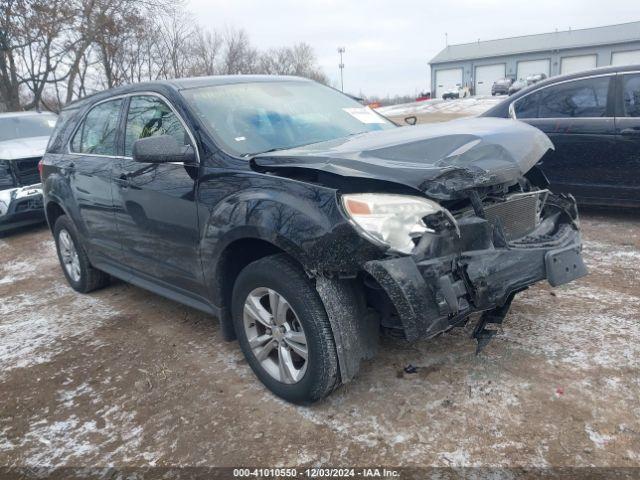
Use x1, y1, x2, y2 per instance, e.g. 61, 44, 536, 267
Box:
0, 207, 639, 469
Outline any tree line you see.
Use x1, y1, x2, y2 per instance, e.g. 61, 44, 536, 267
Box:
0, 0, 329, 112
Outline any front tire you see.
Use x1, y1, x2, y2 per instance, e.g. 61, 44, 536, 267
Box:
232, 254, 340, 404
54, 215, 109, 293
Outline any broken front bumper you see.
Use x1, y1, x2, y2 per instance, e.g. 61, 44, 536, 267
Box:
364, 208, 586, 342
0, 184, 45, 231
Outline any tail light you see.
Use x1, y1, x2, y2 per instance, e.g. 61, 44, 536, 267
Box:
38, 159, 43, 178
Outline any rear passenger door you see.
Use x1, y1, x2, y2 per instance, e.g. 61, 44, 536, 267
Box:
112, 94, 204, 296
512, 75, 617, 202
68, 98, 124, 260
614, 73, 640, 205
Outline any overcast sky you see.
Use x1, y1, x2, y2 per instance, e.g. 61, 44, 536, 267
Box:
187, 0, 639, 97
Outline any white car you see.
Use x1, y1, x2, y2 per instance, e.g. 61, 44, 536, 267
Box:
0, 111, 57, 232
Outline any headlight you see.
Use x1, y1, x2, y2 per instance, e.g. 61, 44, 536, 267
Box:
341, 193, 444, 254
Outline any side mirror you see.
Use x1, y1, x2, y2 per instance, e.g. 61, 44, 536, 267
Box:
404, 116, 417, 126
132, 135, 197, 164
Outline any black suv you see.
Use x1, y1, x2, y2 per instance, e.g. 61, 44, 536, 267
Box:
42, 76, 586, 403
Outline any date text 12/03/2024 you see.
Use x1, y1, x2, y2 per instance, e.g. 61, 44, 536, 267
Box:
232, 468, 400, 478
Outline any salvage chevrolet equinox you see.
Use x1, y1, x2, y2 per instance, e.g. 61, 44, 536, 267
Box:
41, 76, 587, 403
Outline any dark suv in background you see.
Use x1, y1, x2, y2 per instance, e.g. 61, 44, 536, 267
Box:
41, 76, 586, 403
483, 64, 640, 207
491, 78, 513, 96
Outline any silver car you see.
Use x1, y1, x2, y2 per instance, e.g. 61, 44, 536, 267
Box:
0, 111, 56, 232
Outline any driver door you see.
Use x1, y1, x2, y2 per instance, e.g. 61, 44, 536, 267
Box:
112, 94, 205, 296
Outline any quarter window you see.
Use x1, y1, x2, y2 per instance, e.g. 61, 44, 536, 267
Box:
513, 91, 541, 119
70, 99, 123, 155
621, 74, 640, 117
124, 96, 191, 157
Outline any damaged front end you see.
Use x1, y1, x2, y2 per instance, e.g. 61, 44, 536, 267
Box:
364, 186, 586, 349
253, 117, 587, 353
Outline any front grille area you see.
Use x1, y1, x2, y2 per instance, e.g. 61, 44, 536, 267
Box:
15, 195, 43, 213
483, 191, 546, 241
0, 160, 16, 188
14, 157, 41, 186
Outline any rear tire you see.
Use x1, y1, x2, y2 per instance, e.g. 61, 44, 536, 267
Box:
53, 215, 109, 293
232, 254, 340, 404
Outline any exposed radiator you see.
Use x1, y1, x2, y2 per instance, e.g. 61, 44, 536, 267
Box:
483, 191, 547, 241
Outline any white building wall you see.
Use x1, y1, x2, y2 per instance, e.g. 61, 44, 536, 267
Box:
430, 40, 640, 96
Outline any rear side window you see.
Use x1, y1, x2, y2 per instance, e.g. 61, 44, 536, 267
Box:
514, 77, 610, 119
70, 99, 123, 155
621, 74, 640, 117
538, 77, 610, 118
124, 95, 191, 157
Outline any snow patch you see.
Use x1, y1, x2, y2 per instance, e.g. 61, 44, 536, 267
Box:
438, 448, 470, 467
376, 96, 503, 118
585, 424, 613, 449
0, 282, 120, 378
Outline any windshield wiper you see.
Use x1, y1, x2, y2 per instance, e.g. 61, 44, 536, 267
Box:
243, 147, 285, 158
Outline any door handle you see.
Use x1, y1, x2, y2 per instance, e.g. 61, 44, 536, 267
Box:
67, 162, 75, 172
620, 127, 640, 135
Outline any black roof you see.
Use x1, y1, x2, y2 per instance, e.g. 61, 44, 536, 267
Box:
63, 75, 311, 111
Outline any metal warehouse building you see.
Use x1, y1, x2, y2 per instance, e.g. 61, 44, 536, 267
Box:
429, 21, 640, 98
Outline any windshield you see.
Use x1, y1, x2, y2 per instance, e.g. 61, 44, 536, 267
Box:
0, 114, 57, 142
181, 80, 394, 156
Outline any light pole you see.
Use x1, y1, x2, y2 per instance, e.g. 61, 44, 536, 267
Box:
337, 47, 345, 92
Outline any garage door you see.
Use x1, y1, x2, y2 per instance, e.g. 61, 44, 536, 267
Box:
475, 64, 506, 96
435, 68, 462, 98
612, 50, 640, 66
517, 59, 550, 80
561, 54, 597, 75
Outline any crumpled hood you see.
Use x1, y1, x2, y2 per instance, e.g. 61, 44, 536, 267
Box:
252, 118, 553, 199
0, 136, 49, 160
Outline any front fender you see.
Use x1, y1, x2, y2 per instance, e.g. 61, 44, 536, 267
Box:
197, 173, 385, 305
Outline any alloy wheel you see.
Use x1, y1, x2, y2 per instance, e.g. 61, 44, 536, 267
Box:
243, 287, 308, 384
58, 229, 81, 283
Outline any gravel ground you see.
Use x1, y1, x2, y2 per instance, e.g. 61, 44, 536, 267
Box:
0, 207, 638, 470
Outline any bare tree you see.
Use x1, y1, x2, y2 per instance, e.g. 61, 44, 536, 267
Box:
0, 0, 76, 111
259, 42, 328, 84
2, 0, 329, 111
154, 9, 194, 79
191, 27, 222, 76
0, 0, 26, 110
22, 1, 77, 109
222, 28, 259, 75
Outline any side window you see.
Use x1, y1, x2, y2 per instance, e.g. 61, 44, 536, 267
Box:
513, 91, 541, 119
124, 95, 191, 157
537, 77, 610, 118
621, 74, 640, 117
70, 99, 123, 155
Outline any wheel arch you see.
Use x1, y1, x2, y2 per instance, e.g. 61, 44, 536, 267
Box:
211, 234, 308, 341
44, 198, 69, 233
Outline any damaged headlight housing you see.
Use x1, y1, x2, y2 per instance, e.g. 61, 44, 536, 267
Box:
341, 193, 444, 254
